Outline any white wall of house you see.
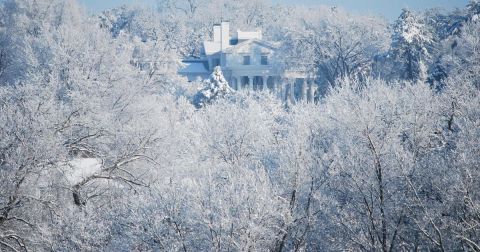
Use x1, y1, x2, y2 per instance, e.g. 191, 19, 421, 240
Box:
222, 41, 280, 90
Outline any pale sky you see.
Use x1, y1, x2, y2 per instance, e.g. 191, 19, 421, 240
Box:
78, 0, 469, 20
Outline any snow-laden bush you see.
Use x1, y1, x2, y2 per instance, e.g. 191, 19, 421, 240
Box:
193, 66, 234, 108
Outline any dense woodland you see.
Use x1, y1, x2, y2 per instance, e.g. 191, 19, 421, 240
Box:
0, 0, 479, 251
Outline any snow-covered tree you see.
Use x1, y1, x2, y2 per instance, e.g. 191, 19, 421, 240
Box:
438, 20, 480, 88
391, 9, 434, 82
466, 0, 480, 22
193, 66, 233, 108
1, 0, 480, 251
279, 6, 389, 92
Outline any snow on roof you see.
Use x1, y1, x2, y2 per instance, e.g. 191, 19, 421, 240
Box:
237, 30, 262, 40
179, 61, 209, 74
204, 41, 222, 55
224, 39, 278, 54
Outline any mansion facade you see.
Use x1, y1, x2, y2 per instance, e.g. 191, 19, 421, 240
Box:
179, 22, 317, 103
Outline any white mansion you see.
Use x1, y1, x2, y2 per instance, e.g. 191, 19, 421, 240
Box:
179, 22, 317, 103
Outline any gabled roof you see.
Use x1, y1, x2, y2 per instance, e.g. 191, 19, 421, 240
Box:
224, 39, 279, 54
178, 61, 209, 74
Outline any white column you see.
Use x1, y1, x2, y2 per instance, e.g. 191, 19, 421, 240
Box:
237, 76, 241, 90
306, 79, 312, 102
282, 78, 289, 102
234, 76, 239, 90
249, 76, 254, 91
308, 79, 315, 102
262, 76, 267, 91
276, 77, 282, 97
289, 82, 295, 104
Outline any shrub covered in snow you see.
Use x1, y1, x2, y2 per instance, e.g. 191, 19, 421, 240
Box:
192, 66, 234, 108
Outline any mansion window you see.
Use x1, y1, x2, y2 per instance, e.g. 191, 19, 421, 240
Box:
243, 55, 251, 65
261, 55, 268, 65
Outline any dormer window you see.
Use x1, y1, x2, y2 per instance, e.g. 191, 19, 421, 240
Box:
243, 55, 251, 65
261, 55, 268, 65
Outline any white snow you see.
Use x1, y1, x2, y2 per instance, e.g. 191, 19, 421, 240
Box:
179, 62, 209, 74
402, 25, 421, 44
203, 41, 222, 55
193, 66, 234, 108
237, 30, 262, 40
64, 158, 102, 185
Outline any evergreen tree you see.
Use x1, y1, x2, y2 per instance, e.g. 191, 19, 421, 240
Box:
391, 9, 433, 82
466, 0, 480, 22
193, 66, 233, 108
